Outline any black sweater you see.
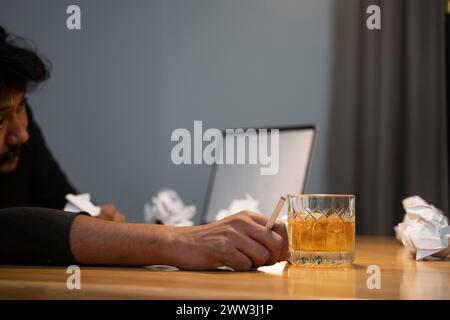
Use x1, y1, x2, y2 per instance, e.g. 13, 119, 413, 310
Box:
0, 107, 81, 265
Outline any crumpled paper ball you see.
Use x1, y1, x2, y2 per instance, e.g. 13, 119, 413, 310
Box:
143, 189, 196, 226
215, 193, 260, 221
395, 196, 450, 260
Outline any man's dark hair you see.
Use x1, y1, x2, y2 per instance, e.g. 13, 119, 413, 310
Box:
0, 25, 50, 97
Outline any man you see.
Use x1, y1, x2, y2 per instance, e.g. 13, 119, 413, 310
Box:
0, 26, 288, 270
0, 45, 124, 221
0, 28, 124, 221
0, 90, 125, 221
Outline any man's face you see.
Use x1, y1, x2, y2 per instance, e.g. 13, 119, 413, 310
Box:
0, 90, 29, 174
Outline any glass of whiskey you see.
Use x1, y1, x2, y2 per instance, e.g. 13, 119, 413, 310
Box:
287, 194, 355, 267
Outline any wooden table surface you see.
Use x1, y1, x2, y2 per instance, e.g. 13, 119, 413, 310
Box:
0, 237, 449, 300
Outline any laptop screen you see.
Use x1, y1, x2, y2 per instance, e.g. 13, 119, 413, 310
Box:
202, 125, 317, 223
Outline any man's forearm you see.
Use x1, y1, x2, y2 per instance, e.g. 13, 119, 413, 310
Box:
1, 208, 287, 270
69, 215, 178, 266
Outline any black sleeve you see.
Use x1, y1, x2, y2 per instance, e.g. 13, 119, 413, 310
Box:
27, 106, 78, 209
0, 207, 84, 266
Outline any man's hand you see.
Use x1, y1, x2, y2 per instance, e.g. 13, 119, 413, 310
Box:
98, 204, 125, 222
168, 211, 289, 271
70, 211, 286, 269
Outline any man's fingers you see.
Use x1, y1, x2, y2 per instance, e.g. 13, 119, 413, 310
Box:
265, 233, 283, 266
243, 211, 268, 226
101, 204, 115, 211
98, 210, 112, 220
99, 204, 125, 222
241, 212, 289, 262
272, 221, 289, 261
242, 222, 284, 266
114, 213, 125, 222
99, 204, 114, 217
233, 230, 271, 267
223, 250, 253, 271
229, 211, 288, 265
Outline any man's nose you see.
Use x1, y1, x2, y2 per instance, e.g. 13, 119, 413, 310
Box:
6, 117, 29, 146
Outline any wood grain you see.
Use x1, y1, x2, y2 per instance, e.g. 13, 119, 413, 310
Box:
0, 237, 448, 299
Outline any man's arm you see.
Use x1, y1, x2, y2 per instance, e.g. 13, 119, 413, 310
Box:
70, 211, 289, 270
0, 207, 288, 270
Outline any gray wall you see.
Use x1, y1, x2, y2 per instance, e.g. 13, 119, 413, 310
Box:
0, 0, 333, 222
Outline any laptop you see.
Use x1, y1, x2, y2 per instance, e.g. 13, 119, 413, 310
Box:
201, 125, 317, 223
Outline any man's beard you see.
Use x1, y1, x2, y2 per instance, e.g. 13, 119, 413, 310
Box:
0, 145, 23, 166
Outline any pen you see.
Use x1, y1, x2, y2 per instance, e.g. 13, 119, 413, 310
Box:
266, 196, 286, 229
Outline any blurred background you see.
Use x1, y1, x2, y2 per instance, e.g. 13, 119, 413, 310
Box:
0, 0, 448, 234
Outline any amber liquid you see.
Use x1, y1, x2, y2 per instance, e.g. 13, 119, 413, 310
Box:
288, 213, 355, 252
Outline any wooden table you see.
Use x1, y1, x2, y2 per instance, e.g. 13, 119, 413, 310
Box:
0, 237, 449, 299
